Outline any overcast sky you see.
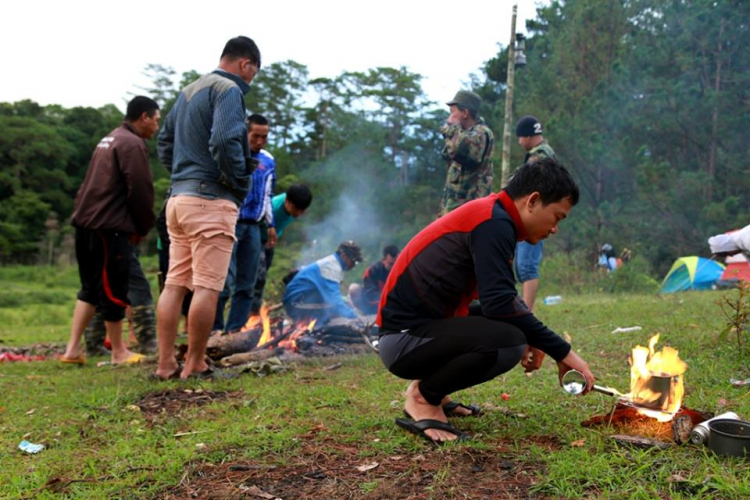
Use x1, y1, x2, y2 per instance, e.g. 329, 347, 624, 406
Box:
2, 0, 543, 111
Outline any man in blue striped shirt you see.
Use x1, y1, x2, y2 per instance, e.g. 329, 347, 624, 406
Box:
214, 114, 276, 333
154, 36, 261, 380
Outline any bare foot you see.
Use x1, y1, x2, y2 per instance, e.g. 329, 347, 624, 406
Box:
154, 360, 180, 379
62, 342, 84, 360
111, 348, 139, 365
180, 359, 209, 379
440, 396, 473, 417
404, 381, 459, 442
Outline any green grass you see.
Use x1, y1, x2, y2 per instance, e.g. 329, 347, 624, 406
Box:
1, 264, 750, 498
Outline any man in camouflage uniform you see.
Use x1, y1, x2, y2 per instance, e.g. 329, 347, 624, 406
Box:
514, 116, 557, 313
438, 90, 495, 216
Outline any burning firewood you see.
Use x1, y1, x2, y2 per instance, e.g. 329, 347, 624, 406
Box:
206, 329, 263, 359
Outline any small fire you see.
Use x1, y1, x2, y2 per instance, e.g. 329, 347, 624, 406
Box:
243, 312, 262, 332
627, 334, 687, 422
278, 319, 317, 352
256, 306, 272, 346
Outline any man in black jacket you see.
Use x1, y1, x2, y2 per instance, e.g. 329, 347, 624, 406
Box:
377, 158, 595, 443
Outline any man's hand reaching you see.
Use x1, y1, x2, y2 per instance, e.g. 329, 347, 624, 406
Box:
557, 350, 595, 394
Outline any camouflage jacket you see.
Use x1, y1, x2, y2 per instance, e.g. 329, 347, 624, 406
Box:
438, 118, 495, 216
524, 139, 557, 163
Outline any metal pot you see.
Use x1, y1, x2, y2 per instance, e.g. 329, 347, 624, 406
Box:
631, 374, 680, 411
708, 419, 750, 458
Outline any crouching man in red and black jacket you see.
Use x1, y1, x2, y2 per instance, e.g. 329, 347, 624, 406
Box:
377, 157, 595, 443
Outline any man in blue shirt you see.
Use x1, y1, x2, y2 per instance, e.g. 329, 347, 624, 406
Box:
283, 241, 362, 324
251, 184, 313, 315
214, 114, 276, 333
154, 37, 261, 380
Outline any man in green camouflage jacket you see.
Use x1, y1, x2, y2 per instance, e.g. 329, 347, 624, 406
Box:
438, 90, 495, 216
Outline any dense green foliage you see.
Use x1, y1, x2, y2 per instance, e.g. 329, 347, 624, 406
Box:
1, 0, 747, 280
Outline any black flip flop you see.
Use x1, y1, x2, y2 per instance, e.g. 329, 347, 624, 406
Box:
442, 401, 482, 418
149, 364, 182, 381
395, 418, 468, 444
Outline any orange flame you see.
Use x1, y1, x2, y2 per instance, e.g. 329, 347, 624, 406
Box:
627, 334, 687, 422
278, 318, 317, 352
256, 306, 272, 346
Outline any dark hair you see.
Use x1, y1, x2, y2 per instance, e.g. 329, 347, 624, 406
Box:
221, 36, 261, 69
125, 96, 159, 122
457, 104, 478, 120
286, 184, 312, 210
505, 157, 579, 206
247, 114, 268, 127
383, 245, 400, 258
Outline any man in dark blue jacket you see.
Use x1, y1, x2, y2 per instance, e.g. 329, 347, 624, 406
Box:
155, 36, 261, 380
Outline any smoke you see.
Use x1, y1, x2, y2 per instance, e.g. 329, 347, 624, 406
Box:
296, 143, 393, 269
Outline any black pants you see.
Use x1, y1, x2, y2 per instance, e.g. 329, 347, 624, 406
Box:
251, 246, 275, 314
75, 228, 130, 322
379, 315, 526, 406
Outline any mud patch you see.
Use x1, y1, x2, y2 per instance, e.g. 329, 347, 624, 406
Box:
136, 388, 242, 424
163, 444, 543, 499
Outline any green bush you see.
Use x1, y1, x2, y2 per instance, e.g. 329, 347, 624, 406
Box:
539, 251, 660, 296
600, 256, 660, 294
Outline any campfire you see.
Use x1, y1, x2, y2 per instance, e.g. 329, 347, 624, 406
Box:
626, 334, 687, 422
583, 334, 714, 448
201, 307, 377, 367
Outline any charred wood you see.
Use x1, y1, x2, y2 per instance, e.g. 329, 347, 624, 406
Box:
206, 329, 261, 359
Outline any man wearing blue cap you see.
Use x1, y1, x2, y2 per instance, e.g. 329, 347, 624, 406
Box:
514, 116, 557, 312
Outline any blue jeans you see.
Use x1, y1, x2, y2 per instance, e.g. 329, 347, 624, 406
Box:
515, 240, 544, 283
213, 222, 262, 332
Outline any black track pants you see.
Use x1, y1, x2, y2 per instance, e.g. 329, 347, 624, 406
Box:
379, 316, 526, 406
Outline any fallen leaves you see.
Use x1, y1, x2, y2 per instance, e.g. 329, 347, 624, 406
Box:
570, 438, 586, 447
356, 462, 380, 472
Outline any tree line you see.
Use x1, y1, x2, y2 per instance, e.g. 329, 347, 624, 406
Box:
1, 0, 747, 278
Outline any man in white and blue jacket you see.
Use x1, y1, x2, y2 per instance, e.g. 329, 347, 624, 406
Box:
154, 36, 261, 380
214, 114, 277, 333
283, 241, 363, 324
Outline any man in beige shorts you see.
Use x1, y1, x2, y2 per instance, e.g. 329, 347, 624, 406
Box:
154, 36, 261, 379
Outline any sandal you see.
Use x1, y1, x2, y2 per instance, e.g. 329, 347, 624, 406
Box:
60, 355, 86, 365
442, 401, 482, 418
395, 417, 468, 444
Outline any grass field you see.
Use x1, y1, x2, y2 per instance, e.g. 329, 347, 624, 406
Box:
1, 263, 750, 499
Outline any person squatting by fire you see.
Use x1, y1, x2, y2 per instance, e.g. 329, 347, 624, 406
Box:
282, 241, 363, 324
348, 245, 400, 315
377, 158, 595, 443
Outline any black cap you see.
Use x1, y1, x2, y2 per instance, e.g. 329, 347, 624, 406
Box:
516, 115, 543, 137
337, 240, 363, 263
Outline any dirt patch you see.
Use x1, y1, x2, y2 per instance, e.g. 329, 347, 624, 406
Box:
136, 388, 243, 424
162, 443, 544, 500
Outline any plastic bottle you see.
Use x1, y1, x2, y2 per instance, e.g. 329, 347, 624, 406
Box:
543, 295, 563, 306
689, 411, 740, 445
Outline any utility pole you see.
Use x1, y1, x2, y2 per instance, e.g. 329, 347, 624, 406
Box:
500, 4, 518, 187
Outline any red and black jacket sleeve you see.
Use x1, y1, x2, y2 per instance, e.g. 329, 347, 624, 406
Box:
470, 210, 571, 361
